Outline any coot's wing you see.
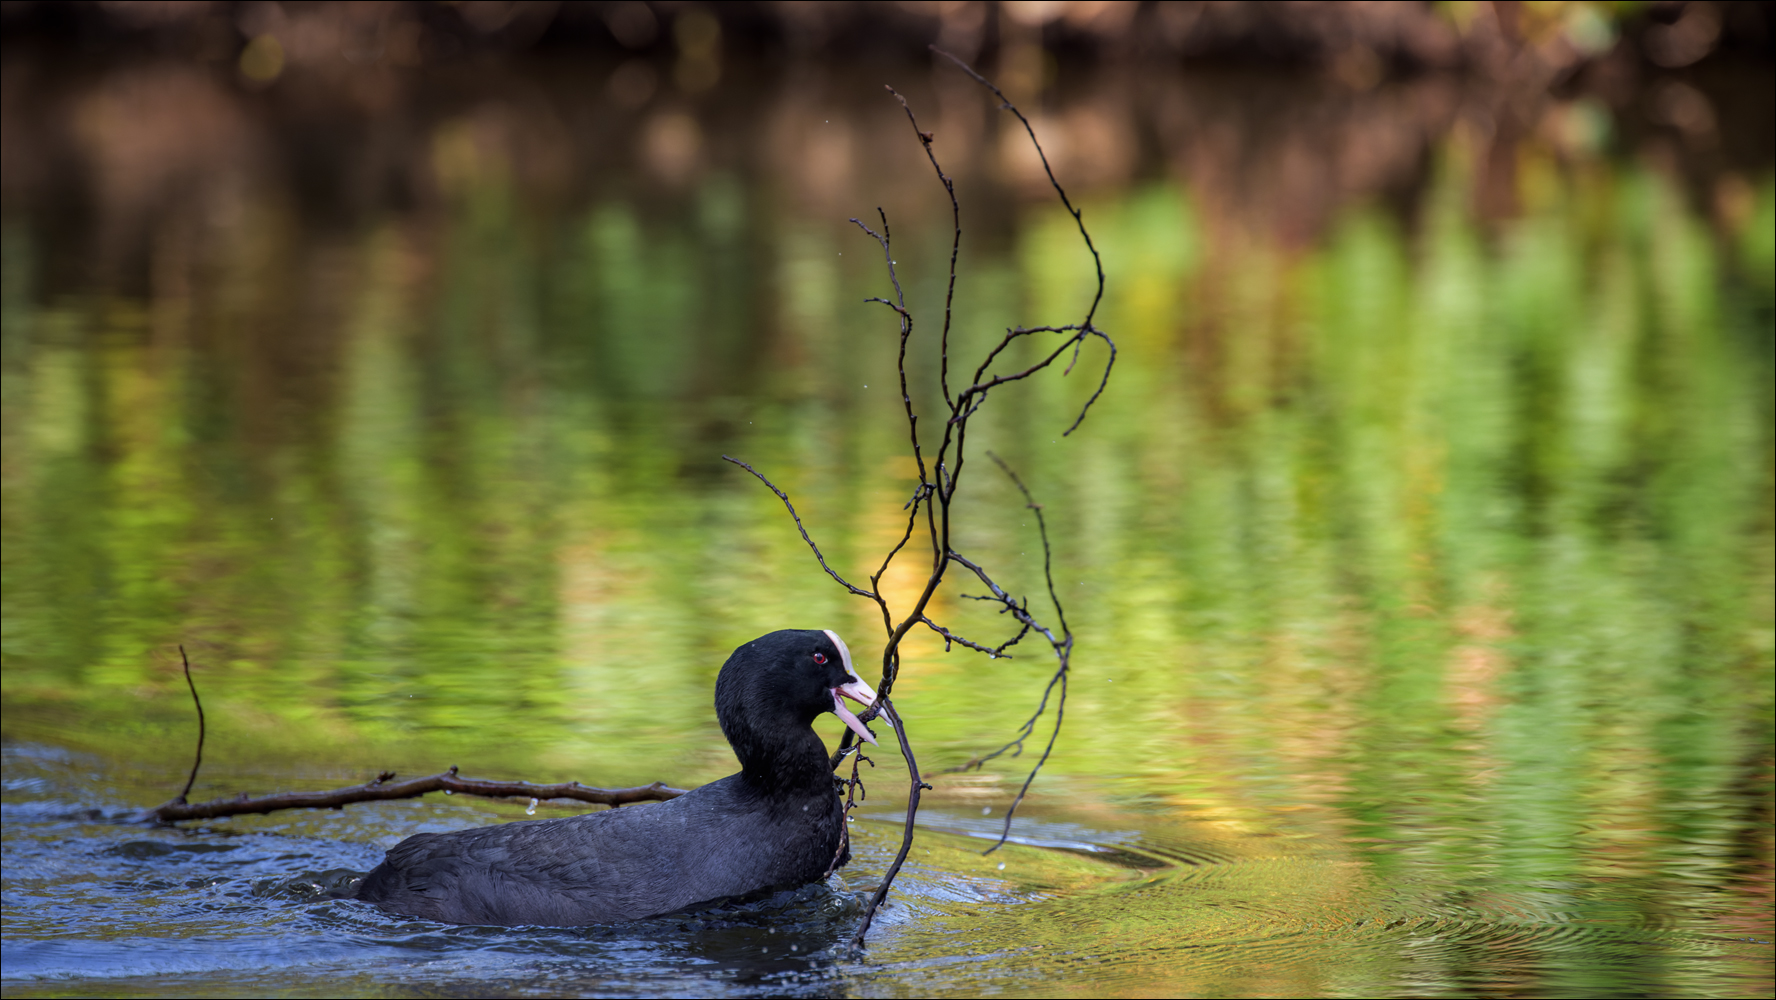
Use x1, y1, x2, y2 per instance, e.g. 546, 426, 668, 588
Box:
358, 804, 686, 925
356, 777, 839, 926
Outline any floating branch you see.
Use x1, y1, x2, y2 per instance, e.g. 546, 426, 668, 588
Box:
147, 651, 683, 825
146, 768, 685, 824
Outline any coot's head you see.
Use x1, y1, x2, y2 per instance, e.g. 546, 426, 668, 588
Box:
715, 629, 880, 778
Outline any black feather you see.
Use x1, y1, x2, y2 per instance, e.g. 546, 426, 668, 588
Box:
354, 630, 859, 926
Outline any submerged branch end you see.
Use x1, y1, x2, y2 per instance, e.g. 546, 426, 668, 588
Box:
175, 645, 205, 805
850, 698, 923, 952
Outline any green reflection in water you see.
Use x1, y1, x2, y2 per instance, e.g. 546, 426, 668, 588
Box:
2, 146, 1771, 995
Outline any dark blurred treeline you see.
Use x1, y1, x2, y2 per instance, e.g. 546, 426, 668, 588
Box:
2, 2, 1771, 296
5, 1, 1773, 73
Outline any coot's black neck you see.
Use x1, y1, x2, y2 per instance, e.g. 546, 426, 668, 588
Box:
712, 630, 857, 802
729, 724, 835, 799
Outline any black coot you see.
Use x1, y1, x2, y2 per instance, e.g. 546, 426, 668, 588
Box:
354, 628, 879, 926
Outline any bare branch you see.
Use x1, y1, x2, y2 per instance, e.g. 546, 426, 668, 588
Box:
886, 85, 961, 411
988, 451, 1070, 635
930, 46, 1116, 437
869, 484, 931, 635
955, 328, 1090, 419
919, 614, 1030, 658
984, 663, 1068, 854
953, 324, 1116, 438
722, 455, 876, 598
826, 749, 873, 877
930, 46, 1105, 330
771, 53, 1108, 949
851, 213, 930, 489
949, 551, 1063, 649
953, 455, 1075, 853
147, 766, 686, 823
850, 697, 930, 951
942, 661, 1065, 773
1061, 327, 1117, 436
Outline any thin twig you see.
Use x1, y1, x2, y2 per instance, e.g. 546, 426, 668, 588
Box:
175, 646, 205, 804
941, 527, 1071, 844
722, 455, 876, 598
949, 551, 1062, 647
886, 85, 961, 410
961, 455, 1074, 853
984, 663, 1067, 854
851, 212, 930, 491
847, 211, 938, 673
988, 452, 1070, 636
869, 484, 931, 637
1061, 329, 1118, 436
919, 614, 1029, 657
826, 749, 873, 877
930, 46, 1105, 330
849, 698, 930, 950
931, 46, 1115, 436
954, 325, 1103, 423
947, 658, 1065, 774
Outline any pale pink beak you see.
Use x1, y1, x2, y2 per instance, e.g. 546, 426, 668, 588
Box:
832, 676, 879, 745
821, 628, 881, 745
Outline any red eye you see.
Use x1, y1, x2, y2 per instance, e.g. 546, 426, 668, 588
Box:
813, 652, 828, 664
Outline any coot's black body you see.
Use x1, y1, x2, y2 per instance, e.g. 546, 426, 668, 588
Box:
354, 629, 877, 926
